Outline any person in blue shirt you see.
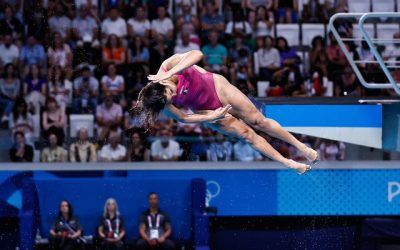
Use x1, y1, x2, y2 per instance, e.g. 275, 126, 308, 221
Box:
19, 35, 46, 70
201, 30, 228, 75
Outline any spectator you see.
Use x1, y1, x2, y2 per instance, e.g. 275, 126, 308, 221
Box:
100, 63, 125, 105
47, 66, 72, 110
135, 192, 175, 250
309, 36, 328, 78
274, 0, 298, 24
174, 32, 200, 54
256, 36, 280, 81
98, 132, 126, 162
69, 127, 97, 162
48, 32, 73, 68
41, 133, 66, 162
1, 63, 21, 124
225, 10, 253, 40
0, 5, 23, 40
276, 36, 300, 69
190, 127, 213, 161
302, 0, 328, 23
101, 8, 127, 39
175, 0, 198, 16
127, 6, 151, 39
0, 33, 19, 66
48, 3, 72, 40
124, 100, 145, 129
128, 36, 150, 76
383, 32, 400, 64
201, 30, 228, 74
319, 139, 345, 161
9, 131, 34, 162
72, 4, 100, 48
72, 66, 99, 114
151, 129, 181, 161
151, 6, 174, 41
149, 35, 173, 73
25, 2, 47, 42
228, 32, 253, 83
208, 133, 232, 161
326, 33, 348, 81
102, 34, 127, 66
175, 0, 200, 45
127, 129, 150, 161
233, 140, 263, 161
96, 93, 123, 140
98, 198, 126, 250
245, 0, 273, 11
334, 67, 363, 96
270, 66, 305, 96
19, 35, 46, 71
254, 5, 274, 38
42, 97, 65, 145
9, 99, 33, 144
23, 64, 46, 114
49, 200, 84, 250
200, 0, 224, 39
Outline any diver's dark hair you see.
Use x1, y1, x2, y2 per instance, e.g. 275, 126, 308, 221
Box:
131, 82, 167, 130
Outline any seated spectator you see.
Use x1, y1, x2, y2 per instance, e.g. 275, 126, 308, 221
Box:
0, 63, 21, 124
135, 192, 175, 250
208, 133, 232, 161
233, 139, 263, 161
25, 2, 47, 42
19, 35, 46, 72
98, 198, 126, 250
270, 66, 305, 96
42, 97, 65, 145
254, 5, 274, 38
174, 32, 200, 54
48, 3, 72, 41
9, 131, 34, 162
228, 32, 253, 83
96, 93, 123, 140
175, 0, 200, 46
201, 30, 228, 74
98, 132, 126, 162
148, 35, 173, 73
128, 6, 151, 39
72, 66, 99, 114
326, 33, 348, 81
151, 129, 181, 161
175, 113, 202, 160
72, 4, 100, 48
245, 0, 273, 11
101, 8, 127, 40
0, 5, 23, 41
48, 66, 72, 110
150, 6, 174, 41
334, 67, 363, 96
383, 32, 400, 63
274, 0, 298, 24
49, 200, 84, 250
302, 0, 328, 23
128, 36, 150, 72
276, 37, 300, 69
101, 63, 125, 105
319, 139, 345, 161
102, 34, 127, 66
190, 126, 213, 161
0, 33, 19, 67
69, 127, 97, 162
124, 100, 145, 129
9, 99, 33, 144
225, 10, 253, 40
48, 32, 73, 68
127, 129, 150, 161
309, 36, 328, 78
256, 36, 280, 81
41, 133, 66, 162
23, 64, 46, 114
200, 0, 224, 39
175, 0, 198, 16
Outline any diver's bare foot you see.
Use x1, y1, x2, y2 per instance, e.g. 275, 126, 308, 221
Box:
302, 147, 319, 164
286, 159, 312, 175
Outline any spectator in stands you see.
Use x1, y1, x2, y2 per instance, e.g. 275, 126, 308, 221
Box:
151, 129, 181, 161
175, 0, 198, 16
72, 4, 100, 49
101, 63, 126, 106
0, 5, 23, 41
98, 131, 127, 162
101, 8, 127, 40
0, 63, 21, 124
151, 5, 174, 41
383, 32, 400, 63
200, 0, 224, 39
98, 198, 126, 250
276, 36, 300, 69
102, 34, 127, 66
208, 133, 232, 161
49, 200, 84, 250
9, 99, 33, 144
201, 30, 228, 74
190, 126, 212, 161
42, 97, 65, 145
41, 133, 66, 162
334, 67, 363, 96
256, 36, 280, 81
128, 36, 150, 79
233, 139, 263, 161
48, 66, 72, 110
175, 0, 200, 46
225, 10, 253, 40
149, 35, 173, 73
326, 33, 348, 81
309, 36, 328, 78
319, 139, 345, 161
127, 129, 150, 161
228, 32, 253, 83
19, 35, 46, 72
96, 93, 123, 141
48, 32, 73, 68
69, 127, 97, 162
48, 3, 72, 41
25, 2, 47, 42
127, 6, 150, 40
274, 0, 298, 24
0, 33, 19, 67
174, 32, 200, 54
254, 5, 274, 38
124, 100, 144, 129
302, 0, 328, 23
72, 66, 99, 114
9, 131, 34, 162
136, 192, 175, 250
245, 0, 273, 11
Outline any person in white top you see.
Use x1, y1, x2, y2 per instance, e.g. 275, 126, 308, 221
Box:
72, 5, 100, 48
98, 132, 127, 162
233, 140, 263, 162
256, 35, 281, 80
0, 34, 19, 66
255, 5, 274, 38
151, 129, 181, 161
101, 8, 127, 39
127, 6, 151, 38
174, 32, 200, 54
150, 6, 174, 41
48, 3, 72, 40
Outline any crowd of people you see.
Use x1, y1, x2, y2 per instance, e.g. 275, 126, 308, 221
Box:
5, 0, 394, 163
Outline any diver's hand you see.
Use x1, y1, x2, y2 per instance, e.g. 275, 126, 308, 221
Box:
211, 105, 232, 121
147, 71, 173, 83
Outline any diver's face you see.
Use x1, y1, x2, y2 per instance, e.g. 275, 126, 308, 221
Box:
160, 80, 175, 102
